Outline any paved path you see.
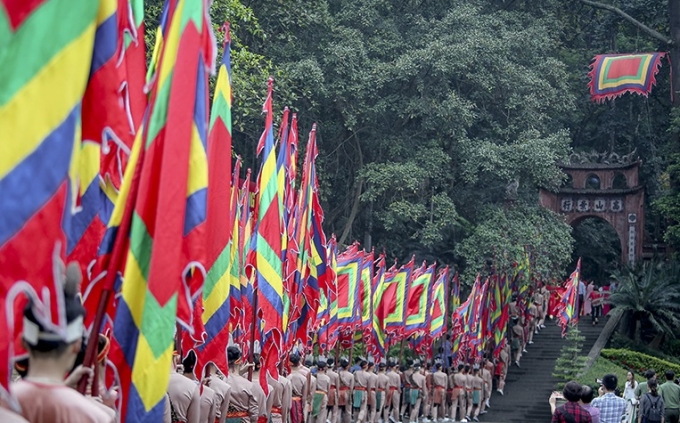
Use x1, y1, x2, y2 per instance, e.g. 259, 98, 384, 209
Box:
479, 318, 602, 423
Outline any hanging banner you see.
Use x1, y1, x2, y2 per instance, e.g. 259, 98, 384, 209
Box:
588, 53, 666, 103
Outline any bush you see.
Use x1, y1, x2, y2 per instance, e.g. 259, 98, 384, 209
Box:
553, 327, 588, 388
609, 333, 680, 365
577, 356, 643, 392
601, 348, 680, 376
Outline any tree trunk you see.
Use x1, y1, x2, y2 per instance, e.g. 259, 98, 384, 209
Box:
670, 0, 680, 107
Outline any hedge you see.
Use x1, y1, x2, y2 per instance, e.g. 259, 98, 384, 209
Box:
601, 349, 680, 376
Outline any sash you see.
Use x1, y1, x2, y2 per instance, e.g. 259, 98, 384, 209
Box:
312, 392, 326, 417
353, 389, 364, 408
409, 388, 419, 406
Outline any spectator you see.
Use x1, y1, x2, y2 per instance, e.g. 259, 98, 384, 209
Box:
592, 374, 627, 423
638, 378, 664, 423
660, 371, 680, 423
551, 381, 593, 423
581, 385, 600, 423
636, 370, 657, 401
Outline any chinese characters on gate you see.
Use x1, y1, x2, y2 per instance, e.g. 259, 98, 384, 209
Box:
560, 198, 623, 213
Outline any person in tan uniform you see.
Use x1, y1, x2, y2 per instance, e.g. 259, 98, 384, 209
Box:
267, 371, 291, 423
312, 361, 331, 423
366, 362, 378, 423
205, 362, 231, 423
496, 342, 510, 396
12, 264, 115, 423
449, 365, 467, 422
431, 363, 447, 422
401, 360, 414, 419
479, 359, 493, 416
337, 359, 354, 423
353, 360, 370, 423
251, 358, 272, 423
168, 366, 202, 423
533, 288, 546, 330
467, 366, 484, 422
326, 358, 340, 423
409, 365, 427, 423
181, 351, 217, 423
423, 362, 433, 421
375, 363, 389, 423
463, 365, 474, 422
385, 361, 402, 423
527, 300, 538, 345
510, 317, 524, 367
288, 354, 308, 423
225, 346, 259, 423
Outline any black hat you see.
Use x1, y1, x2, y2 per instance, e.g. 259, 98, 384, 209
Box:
339, 358, 349, 368
289, 353, 301, 365
378, 362, 387, 369
318, 360, 328, 369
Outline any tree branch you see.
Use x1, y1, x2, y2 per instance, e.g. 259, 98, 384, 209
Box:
579, 0, 673, 45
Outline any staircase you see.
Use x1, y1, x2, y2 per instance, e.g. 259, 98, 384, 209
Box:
480, 317, 602, 423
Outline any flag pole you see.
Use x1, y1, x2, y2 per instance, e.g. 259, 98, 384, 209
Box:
77, 140, 146, 394
248, 286, 259, 382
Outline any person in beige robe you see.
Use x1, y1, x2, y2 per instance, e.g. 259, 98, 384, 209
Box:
180, 351, 216, 423
365, 362, 378, 423
409, 366, 427, 423
168, 370, 202, 423
325, 358, 340, 423
431, 363, 448, 422
479, 359, 493, 415
353, 360, 370, 423
205, 363, 231, 423
313, 362, 331, 423
224, 347, 259, 423
337, 359, 354, 423
13, 264, 115, 423
375, 363, 389, 423
463, 365, 474, 421
449, 365, 467, 422
385, 361, 401, 423
267, 371, 290, 423
468, 366, 484, 421
287, 354, 308, 423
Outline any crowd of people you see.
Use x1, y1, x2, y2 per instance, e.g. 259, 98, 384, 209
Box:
551, 370, 680, 423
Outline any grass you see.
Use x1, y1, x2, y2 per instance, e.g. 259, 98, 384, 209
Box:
576, 356, 644, 391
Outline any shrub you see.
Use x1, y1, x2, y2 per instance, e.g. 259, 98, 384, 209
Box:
601, 348, 680, 376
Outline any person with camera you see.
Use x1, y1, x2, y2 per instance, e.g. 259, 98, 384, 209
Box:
550, 381, 593, 423
592, 374, 627, 423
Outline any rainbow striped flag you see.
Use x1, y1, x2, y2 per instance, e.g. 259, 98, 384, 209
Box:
404, 262, 435, 337
588, 53, 666, 103
429, 266, 449, 340
368, 254, 388, 357
197, 24, 236, 374
557, 258, 581, 336
249, 78, 285, 391
359, 250, 375, 337
325, 235, 340, 351
0, 0, 100, 399
384, 257, 414, 338
109, 0, 215, 420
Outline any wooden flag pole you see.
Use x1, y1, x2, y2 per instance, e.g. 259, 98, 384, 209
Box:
248, 286, 259, 382
77, 141, 147, 394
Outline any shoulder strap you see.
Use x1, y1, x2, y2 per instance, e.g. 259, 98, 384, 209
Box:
561, 406, 577, 423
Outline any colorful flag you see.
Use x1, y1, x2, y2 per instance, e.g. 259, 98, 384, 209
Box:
404, 262, 435, 337
325, 235, 340, 351
384, 257, 415, 338
359, 250, 375, 337
0, 0, 100, 401
368, 254, 387, 357
429, 266, 449, 340
588, 53, 666, 103
108, 0, 215, 420
196, 24, 235, 375
335, 246, 363, 332
248, 78, 285, 393
557, 258, 581, 336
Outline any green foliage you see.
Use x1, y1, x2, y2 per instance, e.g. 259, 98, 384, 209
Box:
609, 333, 680, 365
457, 203, 574, 282
553, 327, 589, 388
601, 348, 680, 377
610, 261, 680, 340
577, 356, 642, 392
572, 218, 622, 283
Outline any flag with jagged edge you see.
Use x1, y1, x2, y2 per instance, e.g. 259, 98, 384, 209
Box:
368, 254, 387, 358
236, 169, 253, 353
359, 250, 374, 337
248, 78, 284, 394
335, 246, 363, 332
557, 258, 581, 336
325, 235, 340, 352
451, 272, 460, 311
492, 273, 510, 358
429, 266, 449, 340
0, 0, 99, 404
108, 0, 215, 420
473, 278, 490, 361
515, 247, 531, 297
384, 257, 415, 339
404, 262, 435, 338
193, 23, 236, 376
75, 0, 148, 334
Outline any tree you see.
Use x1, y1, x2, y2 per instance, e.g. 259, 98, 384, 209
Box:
553, 327, 589, 389
610, 261, 680, 342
